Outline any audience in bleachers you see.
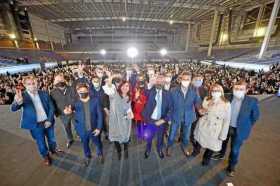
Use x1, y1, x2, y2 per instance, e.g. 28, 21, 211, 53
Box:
0, 62, 279, 105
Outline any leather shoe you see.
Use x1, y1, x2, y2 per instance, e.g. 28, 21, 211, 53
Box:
157, 151, 164, 159
51, 149, 64, 156
66, 140, 74, 149
144, 151, 150, 159
43, 155, 51, 166
84, 157, 91, 167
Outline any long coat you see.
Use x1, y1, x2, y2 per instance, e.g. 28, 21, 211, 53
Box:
194, 98, 231, 151
103, 85, 132, 143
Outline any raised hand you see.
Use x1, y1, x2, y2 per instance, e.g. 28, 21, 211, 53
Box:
92, 129, 101, 136
14, 89, 23, 104
64, 105, 72, 115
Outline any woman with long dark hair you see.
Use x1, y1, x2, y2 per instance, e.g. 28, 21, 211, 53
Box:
103, 72, 134, 160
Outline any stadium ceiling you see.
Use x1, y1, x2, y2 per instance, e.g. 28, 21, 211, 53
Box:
17, 0, 274, 31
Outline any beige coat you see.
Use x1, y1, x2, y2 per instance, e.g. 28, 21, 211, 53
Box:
194, 98, 231, 152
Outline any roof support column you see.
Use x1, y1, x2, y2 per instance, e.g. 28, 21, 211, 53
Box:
208, 9, 218, 57
258, 0, 280, 59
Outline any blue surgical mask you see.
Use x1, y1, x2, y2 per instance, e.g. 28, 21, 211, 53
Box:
193, 80, 203, 87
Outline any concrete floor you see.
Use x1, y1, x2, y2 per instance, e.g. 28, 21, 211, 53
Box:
0, 96, 279, 186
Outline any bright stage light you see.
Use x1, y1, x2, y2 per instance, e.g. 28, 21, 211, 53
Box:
9, 33, 16, 39
169, 20, 174, 25
122, 17, 126, 22
100, 49, 106, 56
160, 48, 167, 56
127, 47, 138, 58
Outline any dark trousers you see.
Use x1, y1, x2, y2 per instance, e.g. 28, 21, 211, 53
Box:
195, 143, 214, 164
80, 131, 103, 158
60, 114, 74, 142
135, 120, 144, 140
114, 141, 129, 153
219, 126, 244, 171
30, 125, 57, 158
203, 149, 214, 164
190, 120, 200, 153
145, 123, 165, 153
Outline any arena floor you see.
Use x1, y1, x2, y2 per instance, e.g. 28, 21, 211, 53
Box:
0, 96, 279, 186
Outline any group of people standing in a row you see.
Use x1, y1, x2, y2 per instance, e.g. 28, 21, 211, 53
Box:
11, 63, 260, 177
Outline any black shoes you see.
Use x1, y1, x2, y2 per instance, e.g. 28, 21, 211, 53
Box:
117, 151, 122, 160
157, 151, 165, 159
124, 150, 128, 159
84, 157, 91, 167
66, 140, 74, 149
191, 150, 200, 157
144, 151, 150, 159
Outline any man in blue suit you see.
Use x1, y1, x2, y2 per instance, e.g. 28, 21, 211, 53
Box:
212, 80, 260, 177
64, 83, 104, 167
11, 76, 58, 166
142, 75, 171, 159
166, 71, 202, 157
90, 76, 110, 141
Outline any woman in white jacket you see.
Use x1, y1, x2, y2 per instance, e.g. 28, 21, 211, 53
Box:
193, 84, 231, 166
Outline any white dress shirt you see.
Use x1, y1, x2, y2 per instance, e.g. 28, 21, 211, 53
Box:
151, 89, 162, 120
28, 91, 48, 122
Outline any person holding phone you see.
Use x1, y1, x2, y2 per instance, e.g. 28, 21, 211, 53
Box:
64, 83, 104, 167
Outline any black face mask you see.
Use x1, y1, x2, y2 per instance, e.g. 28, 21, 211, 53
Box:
79, 92, 89, 99
56, 82, 66, 88
139, 82, 145, 88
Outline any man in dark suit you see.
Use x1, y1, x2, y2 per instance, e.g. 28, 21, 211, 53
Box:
64, 83, 104, 167
11, 76, 59, 166
142, 75, 171, 159
166, 71, 202, 157
90, 76, 110, 141
212, 80, 260, 177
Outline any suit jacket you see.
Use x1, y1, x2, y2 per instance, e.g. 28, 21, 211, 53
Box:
10, 90, 55, 130
72, 97, 103, 137
142, 87, 171, 124
170, 86, 201, 126
230, 95, 260, 141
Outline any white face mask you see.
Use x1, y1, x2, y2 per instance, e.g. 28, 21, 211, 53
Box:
233, 90, 245, 99
212, 92, 222, 100
181, 80, 190, 88
78, 72, 83, 78
193, 80, 203, 87
96, 72, 103, 78
165, 77, 172, 83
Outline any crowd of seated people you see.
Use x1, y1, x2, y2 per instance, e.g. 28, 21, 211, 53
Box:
0, 61, 279, 105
